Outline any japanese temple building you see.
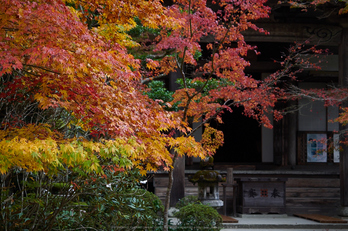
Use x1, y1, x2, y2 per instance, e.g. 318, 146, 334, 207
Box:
151, 1, 348, 216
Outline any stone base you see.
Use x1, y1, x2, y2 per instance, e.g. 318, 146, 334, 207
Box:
201, 199, 223, 209
168, 207, 179, 217
237, 213, 288, 218
338, 206, 348, 217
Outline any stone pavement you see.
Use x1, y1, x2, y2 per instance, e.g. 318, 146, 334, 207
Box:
220, 214, 348, 230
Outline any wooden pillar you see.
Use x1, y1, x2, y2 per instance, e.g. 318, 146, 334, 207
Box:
170, 156, 185, 206
273, 109, 289, 166
168, 71, 185, 207
339, 24, 348, 216
288, 101, 297, 166
167, 71, 180, 92
227, 168, 234, 185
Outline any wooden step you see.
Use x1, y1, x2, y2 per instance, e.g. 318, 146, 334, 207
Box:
220, 215, 238, 223
294, 214, 348, 223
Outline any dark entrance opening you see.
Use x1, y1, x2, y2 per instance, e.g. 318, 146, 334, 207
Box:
212, 106, 262, 163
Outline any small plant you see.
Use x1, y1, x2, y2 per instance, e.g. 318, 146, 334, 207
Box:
174, 203, 222, 231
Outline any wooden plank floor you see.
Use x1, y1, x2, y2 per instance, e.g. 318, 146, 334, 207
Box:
220, 215, 238, 223
294, 214, 348, 223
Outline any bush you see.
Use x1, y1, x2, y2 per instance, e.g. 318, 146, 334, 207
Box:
55, 168, 164, 230
175, 195, 200, 209
174, 203, 222, 231
0, 170, 78, 231
0, 167, 164, 231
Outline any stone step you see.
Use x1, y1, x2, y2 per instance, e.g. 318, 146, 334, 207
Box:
220, 214, 348, 230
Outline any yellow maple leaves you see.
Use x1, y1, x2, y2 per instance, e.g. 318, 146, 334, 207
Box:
94, 24, 140, 48
0, 123, 142, 174
0, 137, 59, 173
201, 125, 224, 156
67, 0, 168, 47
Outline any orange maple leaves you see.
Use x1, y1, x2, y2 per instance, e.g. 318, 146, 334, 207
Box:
0, 0, 175, 138
0, 0, 190, 173
1, 0, 316, 175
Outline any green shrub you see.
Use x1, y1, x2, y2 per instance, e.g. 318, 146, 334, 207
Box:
174, 203, 222, 231
175, 195, 200, 209
0, 167, 164, 231
175, 203, 222, 231
55, 168, 164, 230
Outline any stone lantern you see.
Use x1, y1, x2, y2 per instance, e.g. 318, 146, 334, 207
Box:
188, 170, 225, 208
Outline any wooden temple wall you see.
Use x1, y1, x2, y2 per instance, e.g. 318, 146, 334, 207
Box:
151, 172, 340, 216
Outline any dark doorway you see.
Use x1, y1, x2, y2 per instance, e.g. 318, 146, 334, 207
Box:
212, 107, 262, 163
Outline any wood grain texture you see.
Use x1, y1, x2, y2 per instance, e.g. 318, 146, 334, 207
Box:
220, 215, 238, 223
294, 214, 348, 223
